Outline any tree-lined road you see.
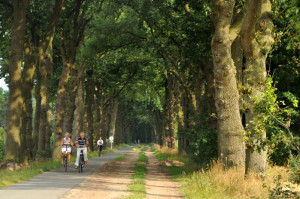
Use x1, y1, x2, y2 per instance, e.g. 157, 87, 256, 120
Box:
0, 146, 133, 199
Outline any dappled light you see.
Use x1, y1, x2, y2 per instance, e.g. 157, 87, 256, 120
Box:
0, 0, 299, 198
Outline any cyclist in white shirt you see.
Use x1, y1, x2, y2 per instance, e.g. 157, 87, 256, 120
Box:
97, 137, 104, 156
61, 132, 74, 167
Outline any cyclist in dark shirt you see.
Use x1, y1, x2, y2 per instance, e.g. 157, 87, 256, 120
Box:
75, 132, 89, 169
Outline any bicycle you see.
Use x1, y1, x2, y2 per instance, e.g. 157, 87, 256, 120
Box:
98, 145, 103, 157
77, 145, 85, 173
62, 144, 72, 172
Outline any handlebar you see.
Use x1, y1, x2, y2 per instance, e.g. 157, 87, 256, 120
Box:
61, 144, 74, 147
77, 145, 88, 148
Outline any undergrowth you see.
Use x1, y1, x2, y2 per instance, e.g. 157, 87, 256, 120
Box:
152, 144, 299, 199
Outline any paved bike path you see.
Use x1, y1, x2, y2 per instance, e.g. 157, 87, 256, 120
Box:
0, 146, 133, 199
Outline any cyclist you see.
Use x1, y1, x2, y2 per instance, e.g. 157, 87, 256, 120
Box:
75, 132, 89, 169
97, 137, 104, 156
61, 132, 74, 167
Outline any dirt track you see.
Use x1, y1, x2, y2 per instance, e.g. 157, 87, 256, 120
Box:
62, 152, 138, 199
145, 152, 183, 199
62, 150, 183, 199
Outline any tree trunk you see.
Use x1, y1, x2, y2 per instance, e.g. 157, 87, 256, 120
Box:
211, 0, 245, 167
44, 109, 52, 156
38, 45, 53, 153
231, 38, 243, 83
182, 92, 191, 149
38, 60, 46, 152
165, 72, 175, 148
63, 64, 83, 135
109, 98, 119, 143
31, 0, 64, 153
4, 0, 29, 166
241, 0, 274, 174
20, 42, 36, 163
177, 92, 184, 154
204, 61, 218, 130
100, 105, 109, 148
53, 0, 91, 157
52, 62, 72, 158
86, 70, 94, 150
155, 111, 164, 147
73, 79, 84, 139
95, 83, 103, 140
192, 65, 205, 116
34, 60, 42, 152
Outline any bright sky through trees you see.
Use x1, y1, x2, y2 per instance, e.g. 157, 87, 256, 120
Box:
0, 78, 7, 90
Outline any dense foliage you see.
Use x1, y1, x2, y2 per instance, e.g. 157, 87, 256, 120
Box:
0, 0, 298, 183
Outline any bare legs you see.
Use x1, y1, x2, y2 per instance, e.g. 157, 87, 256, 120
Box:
62, 151, 71, 166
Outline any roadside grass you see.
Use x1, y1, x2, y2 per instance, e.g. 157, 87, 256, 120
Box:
127, 152, 148, 199
141, 146, 148, 152
150, 144, 156, 152
114, 154, 127, 160
131, 144, 142, 152
0, 159, 61, 188
0, 144, 129, 189
153, 145, 298, 199
138, 152, 148, 163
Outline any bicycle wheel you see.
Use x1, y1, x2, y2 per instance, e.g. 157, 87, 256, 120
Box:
81, 155, 84, 173
98, 149, 101, 157
64, 157, 67, 172
78, 161, 81, 173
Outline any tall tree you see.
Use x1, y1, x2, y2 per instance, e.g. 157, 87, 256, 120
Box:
4, 0, 30, 168
211, 0, 245, 167
24, 0, 64, 154
53, 0, 105, 158
241, 0, 274, 174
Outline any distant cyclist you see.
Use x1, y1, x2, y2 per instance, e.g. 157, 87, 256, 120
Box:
75, 132, 89, 169
61, 132, 74, 167
97, 137, 104, 156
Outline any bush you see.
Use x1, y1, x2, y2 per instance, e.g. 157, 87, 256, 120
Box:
289, 154, 300, 184
184, 121, 218, 165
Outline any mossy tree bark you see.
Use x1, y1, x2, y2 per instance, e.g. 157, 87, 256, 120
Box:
241, 0, 274, 174
38, 45, 53, 153
4, 0, 30, 167
63, 64, 84, 135
20, 41, 37, 164
30, 0, 64, 154
211, 0, 245, 167
73, 73, 85, 140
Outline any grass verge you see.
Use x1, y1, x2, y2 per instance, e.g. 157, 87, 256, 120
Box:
114, 154, 127, 160
141, 146, 148, 152
152, 144, 299, 199
0, 159, 61, 188
127, 152, 148, 199
138, 152, 148, 163
0, 143, 129, 189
